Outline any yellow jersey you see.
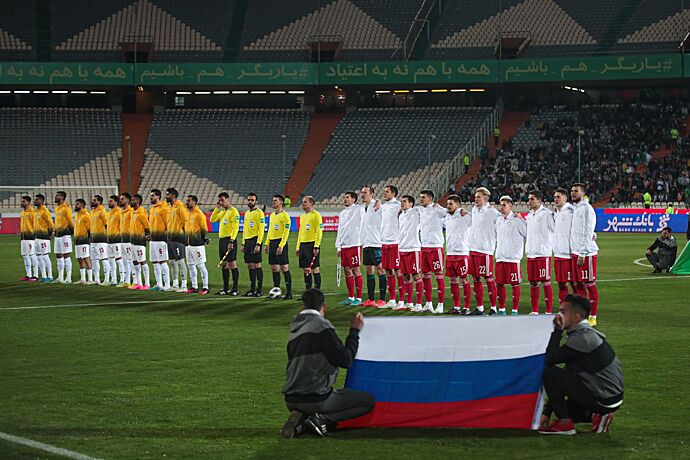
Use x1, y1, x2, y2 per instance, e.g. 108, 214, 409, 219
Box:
267, 211, 291, 248
130, 206, 150, 246
107, 206, 122, 243
149, 201, 169, 242
74, 209, 91, 245
90, 205, 107, 243
242, 208, 265, 244
54, 202, 74, 237
296, 210, 323, 250
20, 207, 36, 240
167, 199, 188, 244
34, 205, 53, 240
211, 206, 240, 240
185, 206, 207, 246
121, 206, 133, 243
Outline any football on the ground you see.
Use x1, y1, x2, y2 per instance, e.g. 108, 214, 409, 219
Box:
268, 287, 282, 299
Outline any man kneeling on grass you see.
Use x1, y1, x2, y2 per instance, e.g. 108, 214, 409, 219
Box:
539, 294, 624, 435
281, 289, 374, 438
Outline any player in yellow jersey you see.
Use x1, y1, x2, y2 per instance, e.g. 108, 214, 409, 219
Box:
185, 195, 209, 294
211, 191, 240, 295
119, 193, 134, 287
89, 195, 109, 284
19, 195, 39, 281
74, 199, 93, 284
166, 187, 189, 292
53, 190, 74, 283
33, 193, 54, 281
106, 195, 123, 286
129, 194, 151, 290
265, 194, 292, 299
148, 189, 171, 291
241, 193, 265, 297
296, 195, 323, 291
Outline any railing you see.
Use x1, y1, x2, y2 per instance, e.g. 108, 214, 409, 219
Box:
391, 0, 437, 60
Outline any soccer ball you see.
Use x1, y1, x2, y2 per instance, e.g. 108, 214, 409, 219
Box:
269, 287, 282, 299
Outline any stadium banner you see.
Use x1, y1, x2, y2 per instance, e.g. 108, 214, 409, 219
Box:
341, 316, 553, 429
0, 62, 132, 85
136, 63, 317, 85
596, 209, 687, 233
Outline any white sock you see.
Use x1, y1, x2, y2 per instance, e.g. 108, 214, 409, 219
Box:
199, 264, 208, 289
178, 259, 188, 288
133, 264, 141, 285
188, 264, 198, 289
30, 254, 39, 277
161, 262, 171, 289
153, 263, 162, 287
102, 259, 110, 283
80, 268, 86, 281
43, 255, 52, 278
87, 268, 94, 283
109, 258, 118, 284
171, 260, 179, 287
117, 258, 126, 283
126, 261, 133, 284
22, 255, 32, 277
64, 258, 72, 280
38, 255, 47, 278
92, 260, 100, 283
142, 264, 150, 287
57, 258, 65, 280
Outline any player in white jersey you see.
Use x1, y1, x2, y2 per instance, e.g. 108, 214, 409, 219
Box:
379, 185, 404, 308
495, 196, 527, 315
418, 190, 448, 314
553, 188, 575, 304
398, 195, 427, 312
335, 191, 365, 306
526, 190, 555, 314
468, 187, 501, 315
360, 186, 386, 307
443, 195, 472, 315
570, 183, 599, 326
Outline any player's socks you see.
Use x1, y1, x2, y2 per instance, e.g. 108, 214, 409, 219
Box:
38, 255, 47, 278
355, 274, 363, 299
314, 272, 321, 289
231, 268, 239, 292
473, 279, 484, 306
87, 269, 94, 283
574, 282, 587, 297
256, 268, 264, 291
161, 262, 171, 289
378, 274, 387, 300
92, 261, 100, 284
188, 264, 198, 289
450, 279, 461, 308
486, 278, 497, 309
366, 274, 376, 301
496, 284, 507, 309
345, 274, 355, 298
64, 258, 72, 282
30, 254, 39, 278
543, 282, 553, 313
56, 258, 65, 281
109, 259, 117, 284
435, 274, 446, 304
530, 283, 540, 313
512, 285, 521, 311
132, 264, 141, 286
44, 255, 53, 278
586, 283, 599, 316
415, 278, 424, 305
397, 275, 405, 302
199, 264, 209, 289
557, 282, 568, 304
386, 274, 397, 301
80, 268, 86, 282
404, 278, 413, 304
272, 271, 281, 288
304, 273, 313, 289
117, 259, 126, 284
462, 280, 471, 309
142, 264, 150, 287
22, 255, 32, 277
283, 271, 292, 295
476, 305, 485, 312
170, 260, 179, 287
153, 263, 161, 287
422, 274, 433, 303
249, 269, 257, 291
222, 268, 230, 292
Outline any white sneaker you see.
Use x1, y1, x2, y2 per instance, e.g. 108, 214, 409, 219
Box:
176, 287, 187, 293
77, 279, 86, 285
404, 303, 415, 310
383, 300, 397, 309
435, 304, 444, 314
62, 279, 72, 284
529, 312, 539, 315
397, 300, 405, 309
423, 303, 435, 313
412, 304, 423, 313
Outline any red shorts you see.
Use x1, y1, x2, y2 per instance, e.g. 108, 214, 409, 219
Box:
400, 251, 421, 275
421, 247, 445, 273
571, 254, 597, 283
340, 246, 361, 268
554, 257, 572, 283
381, 244, 400, 270
469, 251, 494, 278
495, 261, 522, 285
445, 255, 469, 278
527, 257, 551, 282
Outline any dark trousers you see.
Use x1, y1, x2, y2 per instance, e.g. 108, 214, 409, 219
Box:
542, 366, 617, 421
286, 389, 375, 423
646, 252, 674, 271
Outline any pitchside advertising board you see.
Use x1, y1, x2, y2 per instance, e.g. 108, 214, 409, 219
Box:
1, 209, 687, 235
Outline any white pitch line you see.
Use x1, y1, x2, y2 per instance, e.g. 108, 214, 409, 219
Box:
0, 431, 102, 460
633, 257, 654, 268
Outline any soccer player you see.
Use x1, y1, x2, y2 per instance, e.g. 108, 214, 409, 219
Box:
335, 191, 364, 306
380, 185, 403, 308
148, 189, 171, 291
419, 189, 447, 313
185, 195, 209, 294
570, 183, 599, 326
296, 195, 323, 291
526, 190, 555, 314
90, 195, 108, 285
359, 186, 386, 307
106, 195, 123, 286
33, 194, 54, 282
211, 192, 240, 295
398, 195, 425, 312
129, 194, 150, 290
241, 193, 265, 297
443, 195, 472, 315
74, 199, 93, 284
495, 196, 527, 316
118, 193, 134, 287
166, 188, 189, 293
53, 191, 74, 284
265, 194, 292, 299
19, 196, 39, 281
468, 187, 501, 315
553, 188, 575, 304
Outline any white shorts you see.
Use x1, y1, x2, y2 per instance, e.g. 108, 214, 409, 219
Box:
91, 243, 108, 260
54, 235, 73, 254
76, 244, 90, 258
108, 243, 122, 259
21, 240, 35, 256
149, 241, 169, 263
35, 239, 51, 255
186, 245, 206, 265
132, 245, 147, 263
122, 243, 133, 261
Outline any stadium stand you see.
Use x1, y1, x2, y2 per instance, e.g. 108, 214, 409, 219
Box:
0, 0, 36, 60
616, 1, 689, 52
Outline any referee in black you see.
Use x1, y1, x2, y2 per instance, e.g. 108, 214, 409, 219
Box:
296, 196, 324, 290
210, 192, 240, 295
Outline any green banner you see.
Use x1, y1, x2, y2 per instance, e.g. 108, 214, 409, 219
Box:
136, 63, 317, 85
0, 62, 132, 85
319, 60, 496, 85
500, 54, 681, 82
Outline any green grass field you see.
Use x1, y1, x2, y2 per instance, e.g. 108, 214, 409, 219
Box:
1, 232, 689, 459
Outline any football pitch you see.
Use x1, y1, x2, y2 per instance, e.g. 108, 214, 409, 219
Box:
1, 232, 689, 459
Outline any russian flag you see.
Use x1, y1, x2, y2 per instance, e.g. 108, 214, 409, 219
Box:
341, 315, 554, 430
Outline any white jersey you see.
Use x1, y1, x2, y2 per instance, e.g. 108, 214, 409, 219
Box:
469, 203, 501, 255
398, 208, 421, 253
553, 203, 574, 258
380, 198, 401, 244
419, 204, 447, 248
335, 204, 365, 250
361, 200, 382, 248
525, 205, 555, 258
444, 211, 472, 256
570, 199, 599, 257
495, 213, 527, 263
